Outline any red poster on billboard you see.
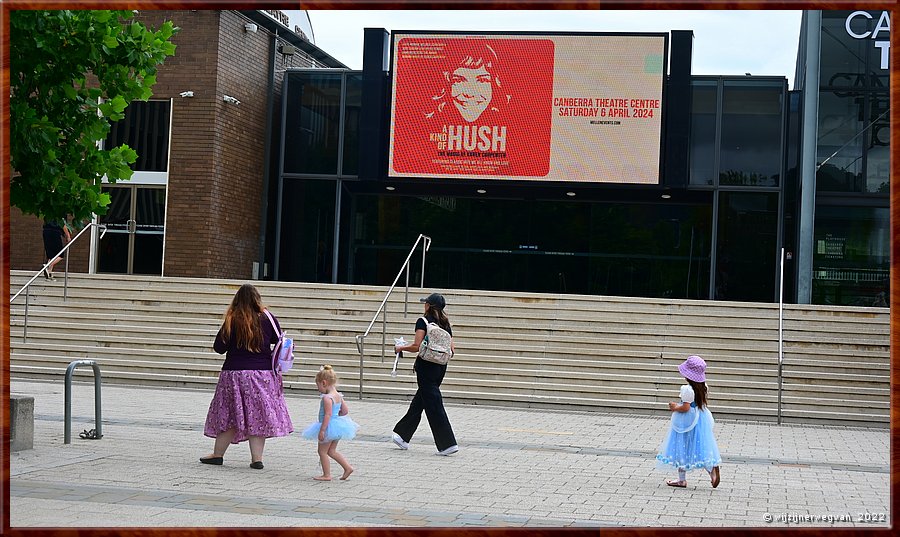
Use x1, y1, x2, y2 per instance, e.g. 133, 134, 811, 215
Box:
391, 37, 555, 177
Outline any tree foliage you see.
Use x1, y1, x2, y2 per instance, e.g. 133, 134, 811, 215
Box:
10, 10, 177, 224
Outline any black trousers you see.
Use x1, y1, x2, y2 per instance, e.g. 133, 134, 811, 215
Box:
393, 357, 457, 451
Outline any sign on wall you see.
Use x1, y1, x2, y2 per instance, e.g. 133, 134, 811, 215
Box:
388, 32, 667, 184
844, 11, 890, 70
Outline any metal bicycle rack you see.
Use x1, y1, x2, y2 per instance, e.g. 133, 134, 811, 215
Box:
64, 360, 102, 444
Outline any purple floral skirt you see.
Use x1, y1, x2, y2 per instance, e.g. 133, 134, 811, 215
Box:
204, 370, 294, 443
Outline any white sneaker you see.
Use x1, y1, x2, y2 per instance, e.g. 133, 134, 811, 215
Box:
436, 445, 459, 456
391, 433, 409, 450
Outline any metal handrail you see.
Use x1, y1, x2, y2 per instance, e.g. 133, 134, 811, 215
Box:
777, 247, 785, 425
355, 234, 431, 399
11, 222, 106, 341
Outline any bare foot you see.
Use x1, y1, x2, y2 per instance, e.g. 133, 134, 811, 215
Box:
313, 475, 332, 481
339, 467, 354, 480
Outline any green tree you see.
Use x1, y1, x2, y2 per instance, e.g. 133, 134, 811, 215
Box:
10, 10, 177, 224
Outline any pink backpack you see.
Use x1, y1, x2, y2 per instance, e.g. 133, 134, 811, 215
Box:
263, 310, 294, 373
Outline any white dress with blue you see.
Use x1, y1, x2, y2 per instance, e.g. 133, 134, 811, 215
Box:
656, 385, 722, 471
301, 393, 360, 442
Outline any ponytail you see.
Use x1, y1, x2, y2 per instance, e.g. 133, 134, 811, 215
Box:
428, 305, 451, 332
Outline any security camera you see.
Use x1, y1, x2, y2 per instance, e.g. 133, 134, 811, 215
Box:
223, 95, 241, 105
179, 91, 194, 98
244, 23, 258, 33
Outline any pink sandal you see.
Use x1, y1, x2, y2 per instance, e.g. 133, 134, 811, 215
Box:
666, 480, 687, 488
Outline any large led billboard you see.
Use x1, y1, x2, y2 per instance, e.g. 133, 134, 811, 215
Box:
388, 32, 668, 184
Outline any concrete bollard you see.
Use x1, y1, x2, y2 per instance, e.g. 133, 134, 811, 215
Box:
10, 395, 35, 451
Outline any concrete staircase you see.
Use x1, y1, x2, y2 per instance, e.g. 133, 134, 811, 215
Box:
9, 271, 890, 426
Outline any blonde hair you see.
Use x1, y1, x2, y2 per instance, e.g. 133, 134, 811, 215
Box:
316, 364, 338, 386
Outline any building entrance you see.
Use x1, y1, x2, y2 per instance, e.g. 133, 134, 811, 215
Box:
96, 185, 166, 275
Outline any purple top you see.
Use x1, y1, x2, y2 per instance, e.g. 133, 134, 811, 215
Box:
213, 310, 281, 371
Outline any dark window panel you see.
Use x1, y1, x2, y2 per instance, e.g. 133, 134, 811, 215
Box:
812, 205, 889, 306
719, 81, 783, 187
816, 89, 865, 192
715, 192, 778, 302
283, 72, 343, 175
105, 100, 171, 172
689, 81, 717, 186
340, 189, 711, 299
819, 11, 869, 89
865, 96, 889, 193
342, 73, 362, 176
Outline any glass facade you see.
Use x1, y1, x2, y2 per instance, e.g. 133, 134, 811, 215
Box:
686, 77, 786, 302
719, 81, 783, 187
811, 10, 889, 306
689, 81, 716, 186
714, 192, 779, 301
282, 70, 361, 177
816, 10, 890, 194
278, 179, 337, 282
278, 71, 785, 302
811, 205, 889, 306
274, 14, 889, 308
344, 192, 712, 299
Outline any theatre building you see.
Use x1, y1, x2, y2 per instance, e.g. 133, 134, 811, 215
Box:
10, 10, 890, 308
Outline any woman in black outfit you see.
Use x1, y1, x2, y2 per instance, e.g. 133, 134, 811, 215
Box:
42, 218, 70, 280
392, 293, 459, 455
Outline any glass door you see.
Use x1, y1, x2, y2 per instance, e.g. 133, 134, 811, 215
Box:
98, 185, 166, 275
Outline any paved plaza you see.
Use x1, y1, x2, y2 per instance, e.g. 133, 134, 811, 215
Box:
9, 379, 890, 528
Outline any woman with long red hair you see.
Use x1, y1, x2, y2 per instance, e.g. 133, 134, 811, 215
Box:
200, 284, 293, 469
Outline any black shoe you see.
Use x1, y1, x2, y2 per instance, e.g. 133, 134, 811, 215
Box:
42, 268, 51, 280
250, 461, 264, 470
199, 456, 223, 465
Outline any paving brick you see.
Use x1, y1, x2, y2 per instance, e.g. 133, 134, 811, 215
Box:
9, 379, 890, 528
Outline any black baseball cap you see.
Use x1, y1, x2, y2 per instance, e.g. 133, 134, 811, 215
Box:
419, 293, 446, 309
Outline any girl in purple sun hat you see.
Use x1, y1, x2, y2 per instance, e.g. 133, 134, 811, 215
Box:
656, 355, 722, 489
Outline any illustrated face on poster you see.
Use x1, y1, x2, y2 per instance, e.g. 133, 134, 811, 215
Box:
449, 64, 492, 122
391, 37, 555, 177
388, 33, 667, 184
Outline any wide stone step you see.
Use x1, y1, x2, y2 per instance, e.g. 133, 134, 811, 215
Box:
10, 271, 888, 427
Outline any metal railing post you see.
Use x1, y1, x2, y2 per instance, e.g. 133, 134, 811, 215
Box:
381, 306, 387, 364
420, 237, 428, 287
404, 264, 410, 317
777, 247, 785, 425
355, 234, 431, 401
64, 360, 102, 444
23, 286, 30, 342
64, 254, 70, 301
356, 336, 364, 400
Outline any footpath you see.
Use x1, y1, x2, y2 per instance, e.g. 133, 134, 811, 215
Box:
9, 379, 891, 528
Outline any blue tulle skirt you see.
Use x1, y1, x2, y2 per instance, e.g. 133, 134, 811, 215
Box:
656, 406, 721, 471
301, 415, 360, 442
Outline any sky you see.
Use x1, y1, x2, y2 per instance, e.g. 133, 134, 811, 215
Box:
306, 10, 804, 88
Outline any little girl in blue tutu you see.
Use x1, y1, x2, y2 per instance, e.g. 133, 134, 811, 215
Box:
656, 355, 722, 488
302, 365, 359, 480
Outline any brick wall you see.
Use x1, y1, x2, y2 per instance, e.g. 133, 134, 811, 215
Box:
144, 9, 226, 278
10, 9, 327, 280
